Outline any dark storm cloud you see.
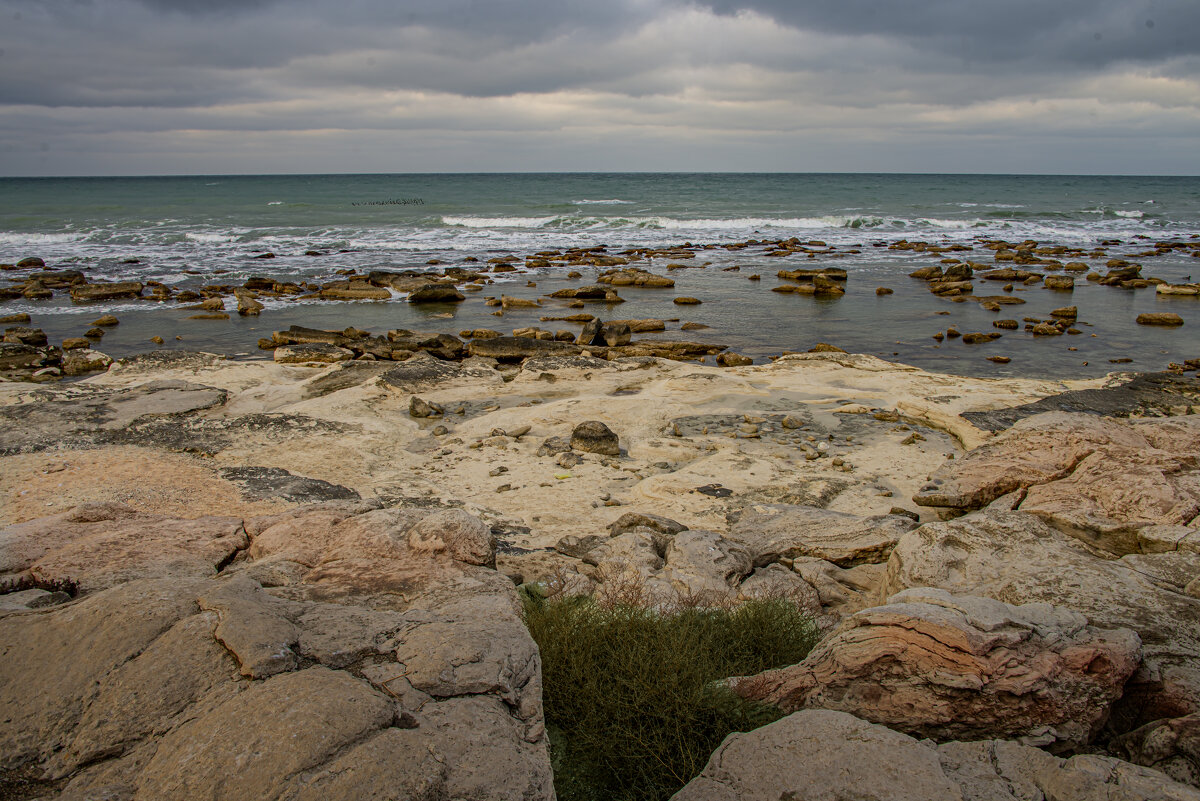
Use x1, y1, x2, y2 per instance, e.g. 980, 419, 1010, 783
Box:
703, 0, 1200, 68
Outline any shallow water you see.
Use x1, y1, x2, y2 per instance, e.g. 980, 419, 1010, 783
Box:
2, 173, 1198, 378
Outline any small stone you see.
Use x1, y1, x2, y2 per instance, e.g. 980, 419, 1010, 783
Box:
673, 297, 702, 305
150, 336, 165, 345
409, 396, 444, 418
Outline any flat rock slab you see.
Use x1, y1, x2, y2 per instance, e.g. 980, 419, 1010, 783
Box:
0, 379, 228, 455
914, 412, 1200, 554
671, 709, 1200, 801
962, 372, 1200, 432
0, 501, 554, 800
728, 504, 919, 567
0, 502, 247, 592
378, 353, 502, 394
219, 466, 360, 504
731, 587, 1141, 747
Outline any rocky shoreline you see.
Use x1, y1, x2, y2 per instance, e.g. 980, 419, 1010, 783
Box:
3, 230, 1199, 384
1, 347, 1199, 799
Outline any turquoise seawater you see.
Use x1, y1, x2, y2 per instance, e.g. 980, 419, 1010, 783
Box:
1, 173, 1198, 377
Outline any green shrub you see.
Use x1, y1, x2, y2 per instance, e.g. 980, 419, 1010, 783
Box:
523, 587, 817, 801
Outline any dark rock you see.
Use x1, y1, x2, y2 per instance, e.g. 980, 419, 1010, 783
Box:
3, 327, 47, 347
570, 421, 619, 456
409, 396, 444, 418
218, 466, 360, 503
378, 353, 496, 393
961, 371, 1200, 432
1137, 313, 1184, 327
273, 343, 354, 364
408, 284, 465, 303
536, 436, 572, 457
69, 282, 144, 302
16, 257, 45, 268
467, 337, 582, 362
0, 343, 48, 371
607, 512, 687, 538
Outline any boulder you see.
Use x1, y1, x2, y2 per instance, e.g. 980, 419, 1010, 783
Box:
884, 511, 1200, 728
607, 511, 687, 538
61, 348, 113, 376
3, 326, 47, 346
570, 420, 620, 455
657, 530, 754, 597
1045, 275, 1075, 290
728, 504, 919, 567
1139, 313, 1185, 326
730, 588, 1141, 747
408, 283, 465, 303
671, 710, 1200, 801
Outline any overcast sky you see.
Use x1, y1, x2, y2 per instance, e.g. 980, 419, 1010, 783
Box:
1, 0, 1197, 175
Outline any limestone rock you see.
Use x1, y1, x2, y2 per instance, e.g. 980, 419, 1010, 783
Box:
406, 508, 496, 567
467, 336, 582, 362
658, 530, 754, 597
671, 710, 1200, 801
408, 283, 465, 303
913, 412, 1200, 555
607, 511, 687, 538
1112, 712, 1200, 787
0, 502, 247, 592
884, 511, 1200, 728
730, 587, 1141, 747
728, 504, 919, 567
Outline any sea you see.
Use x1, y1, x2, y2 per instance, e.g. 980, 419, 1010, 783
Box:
1, 173, 1198, 379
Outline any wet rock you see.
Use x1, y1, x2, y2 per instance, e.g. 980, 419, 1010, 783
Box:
408, 283, 465, 303
467, 336, 582, 362
717, 352, 753, 367
673, 296, 702, 305
730, 587, 1140, 747
16, 256, 45, 268
1045, 275, 1075, 290
61, 349, 113, 376
570, 420, 619, 456
961, 332, 1001, 344
1138, 313, 1185, 326
69, 282, 143, 302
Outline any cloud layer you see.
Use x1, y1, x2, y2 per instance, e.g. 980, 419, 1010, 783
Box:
1, 0, 1197, 174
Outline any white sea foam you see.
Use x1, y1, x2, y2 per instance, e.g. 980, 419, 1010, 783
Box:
1114, 210, 1145, 218
571, 199, 634, 205
443, 216, 559, 228
267, 201, 284, 206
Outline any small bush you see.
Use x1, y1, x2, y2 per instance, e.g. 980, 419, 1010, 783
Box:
524, 583, 817, 801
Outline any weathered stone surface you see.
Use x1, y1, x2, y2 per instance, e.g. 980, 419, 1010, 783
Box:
0, 501, 553, 800
672, 710, 1200, 801
884, 511, 1200, 727
570, 420, 620, 455
274, 342, 355, 364
671, 710, 963, 801
728, 504, 919, 567
608, 511, 687, 538
914, 413, 1200, 554
730, 587, 1141, 747
61, 348, 113, 376
378, 351, 501, 393
657, 530, 754, 597
406, 508, 496, 567
1112, 712, 1200, 787
0, 502, 247, 592
134, 667, 396, 800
